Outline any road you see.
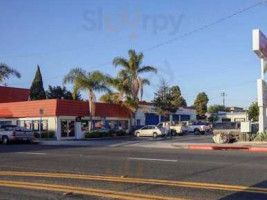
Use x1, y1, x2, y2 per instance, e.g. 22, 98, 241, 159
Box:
0, 137, 267, 200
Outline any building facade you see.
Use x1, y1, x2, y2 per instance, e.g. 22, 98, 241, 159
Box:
0, 87, 197, 140
135, 101, 197, 126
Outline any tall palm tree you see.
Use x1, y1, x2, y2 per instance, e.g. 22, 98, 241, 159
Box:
63, 68, 111, 131
0, 63, 21, 83
113, 49, 157, 126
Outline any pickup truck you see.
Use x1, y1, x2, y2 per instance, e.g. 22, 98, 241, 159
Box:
0, 125, 35, 144
157, 121, 186, 136
183, 121, 212, 135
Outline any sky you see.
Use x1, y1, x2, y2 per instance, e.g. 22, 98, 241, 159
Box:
0, 0, 267, 108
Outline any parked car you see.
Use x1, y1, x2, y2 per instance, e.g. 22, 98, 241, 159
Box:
157, 121, 186, 136
134, 125, 166, 138
183, 121, 211, 135
0, 125, 35, 144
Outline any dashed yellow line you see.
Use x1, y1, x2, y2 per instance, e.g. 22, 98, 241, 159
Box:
0, 179, 190, 200
0, 171, 266, 194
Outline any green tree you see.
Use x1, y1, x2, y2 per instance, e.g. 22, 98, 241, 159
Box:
30, 65, 46, 100
207, 104, 230, 113
248, 102, 259, 121
113, 49, 157, 126
99, 92, 121, 104
170, 86, 187, 107
0, 63, 21, 83
63, 68, 111, 131
46, 85, 73, 100
152, 80, 177, 117
194, 92, 209, 119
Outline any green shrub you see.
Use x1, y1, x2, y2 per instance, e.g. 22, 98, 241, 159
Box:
85, 129, 127, 138
34, 131, 55, 138
253, 133, 267, 142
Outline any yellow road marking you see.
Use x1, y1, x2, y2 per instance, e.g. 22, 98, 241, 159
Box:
0, 171, 266, 194
0, 179, 189, 200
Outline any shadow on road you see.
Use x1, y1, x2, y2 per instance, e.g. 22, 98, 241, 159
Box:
219, 180, 267, 200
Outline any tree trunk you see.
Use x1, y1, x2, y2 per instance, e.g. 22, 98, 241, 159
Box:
88, 90, 95, 132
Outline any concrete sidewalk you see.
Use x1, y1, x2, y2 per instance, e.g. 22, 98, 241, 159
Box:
172, 142, 267, 152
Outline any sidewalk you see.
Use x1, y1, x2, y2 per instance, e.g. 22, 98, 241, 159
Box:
172, 142, 267, 152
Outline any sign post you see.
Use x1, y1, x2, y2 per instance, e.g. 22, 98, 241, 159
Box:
39, 109, 44, 138
253, 29, 267, 133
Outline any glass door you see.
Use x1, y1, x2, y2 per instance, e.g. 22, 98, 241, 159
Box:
61, 120, 75, 138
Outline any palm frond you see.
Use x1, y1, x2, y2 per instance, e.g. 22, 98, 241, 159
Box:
0, 63, 21, 82
137, 66, 157, 74
63, 68, 86, 84
112, 57, 130, 69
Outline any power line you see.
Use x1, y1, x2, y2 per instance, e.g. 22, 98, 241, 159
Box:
6, 0, 264, 87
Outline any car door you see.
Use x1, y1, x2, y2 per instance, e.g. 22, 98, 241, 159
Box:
145, 126, 154, 136
140, 126, 148, 136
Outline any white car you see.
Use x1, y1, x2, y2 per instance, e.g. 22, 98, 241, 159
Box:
0, 125, 35, 144
134, 125, 166, 138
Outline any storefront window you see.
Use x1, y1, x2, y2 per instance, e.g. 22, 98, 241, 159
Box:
24, 120, 32, 130
33, 120, 39, 131
81, 120, 88, 132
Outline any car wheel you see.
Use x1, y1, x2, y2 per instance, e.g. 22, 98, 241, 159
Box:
136, 132, 140, 137
2, 136, 9, 145
153, 132, 158, 138
194, 129, 200, 135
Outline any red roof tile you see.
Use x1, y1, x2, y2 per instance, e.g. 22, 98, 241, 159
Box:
0, 99, 130, 118
0, 86, 29, 103
95, 102, 131, 118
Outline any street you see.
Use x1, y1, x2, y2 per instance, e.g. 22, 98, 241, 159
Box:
0, 136, 267, 200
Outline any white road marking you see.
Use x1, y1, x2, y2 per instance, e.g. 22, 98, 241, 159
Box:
128, 157, 177, 162
16, 152, 47, 155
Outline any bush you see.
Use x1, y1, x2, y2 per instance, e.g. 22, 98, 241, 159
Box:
85, 129, 127, 138
253, 133, 267, 142
34, 131, 55, 138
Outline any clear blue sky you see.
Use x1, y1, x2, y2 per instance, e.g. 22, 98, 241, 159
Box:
1, 0, 267, 108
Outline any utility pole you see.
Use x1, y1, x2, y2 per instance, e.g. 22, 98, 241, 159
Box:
221, 92, 227, 107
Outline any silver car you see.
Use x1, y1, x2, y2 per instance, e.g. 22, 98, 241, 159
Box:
134, 125, 166, 138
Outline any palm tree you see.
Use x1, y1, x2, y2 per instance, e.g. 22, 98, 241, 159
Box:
63, 68, 111, 131
99, 92, 121, 104
0, 63, 21, 83
112, 49, 157, 126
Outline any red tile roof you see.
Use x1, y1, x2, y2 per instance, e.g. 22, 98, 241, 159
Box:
0, 99, 130, 118
95, 102, 131, 118
0, 86, 29, 103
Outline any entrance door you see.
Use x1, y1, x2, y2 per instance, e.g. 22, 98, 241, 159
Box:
61, 120, 75, 138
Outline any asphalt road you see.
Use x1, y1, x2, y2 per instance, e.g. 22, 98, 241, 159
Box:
0, 139, 267, 200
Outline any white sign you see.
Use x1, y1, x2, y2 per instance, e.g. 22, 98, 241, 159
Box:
257, 79, 267, 106
253, 29, 267, 58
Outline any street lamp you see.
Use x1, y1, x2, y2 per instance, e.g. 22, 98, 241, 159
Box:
39, 109, 44, 138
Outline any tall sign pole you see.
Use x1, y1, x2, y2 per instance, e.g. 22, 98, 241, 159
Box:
253, 29, 267, 133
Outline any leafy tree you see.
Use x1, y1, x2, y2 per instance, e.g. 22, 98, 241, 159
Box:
207, 104, 230, 113
73, 91, 83, 101
30, 65, 46, 100
113, 49, 157, 126
170, 86, 187, 107
100, 92, 121, 104
207, 114, 219, 123
194, 92, 209, 119
248, 102, 259, 121
0, 63, 21, 83
46, 85, 73, 100
63, 68, 111, 131
152, 80, 177, 117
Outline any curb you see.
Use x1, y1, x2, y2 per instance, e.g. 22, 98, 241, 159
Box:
187, 145, 267, 152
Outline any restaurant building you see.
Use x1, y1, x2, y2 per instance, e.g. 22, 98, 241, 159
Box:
0, 86, 197, 140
